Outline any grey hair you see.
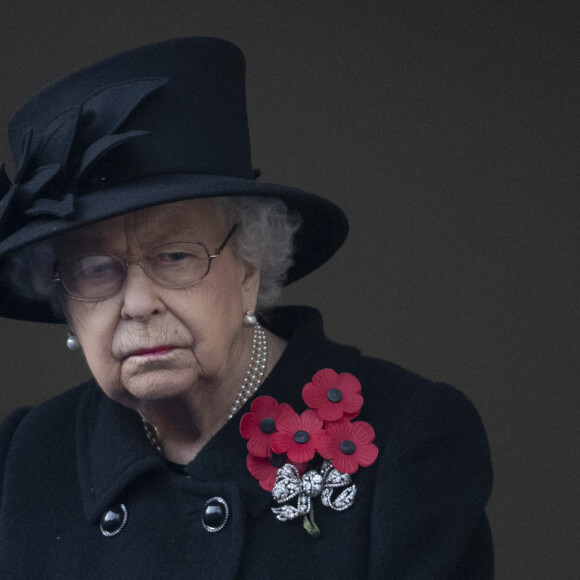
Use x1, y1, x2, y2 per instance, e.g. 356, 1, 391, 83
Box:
214, 197, 301, 310
6, 196, 300, 318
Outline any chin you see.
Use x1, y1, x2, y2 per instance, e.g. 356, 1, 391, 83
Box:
119, 370, 197, 403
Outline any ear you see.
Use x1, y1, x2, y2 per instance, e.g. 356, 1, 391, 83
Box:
240, 261, 260, 310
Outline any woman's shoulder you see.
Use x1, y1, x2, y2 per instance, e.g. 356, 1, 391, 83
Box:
0, 406, 33, 464
354, 354, 483, 417
0, 381, 97, 451
0, 382, 98, 504
352, 354, 490, 463
275, 306, 488, 450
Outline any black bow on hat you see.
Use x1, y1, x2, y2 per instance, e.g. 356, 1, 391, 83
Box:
0, 78, 168, 234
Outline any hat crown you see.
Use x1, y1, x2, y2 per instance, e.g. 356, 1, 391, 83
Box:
8, 37, 254, 183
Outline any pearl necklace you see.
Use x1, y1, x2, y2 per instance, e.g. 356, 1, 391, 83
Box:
227, 322, 268, 420
142, 322, 268, 454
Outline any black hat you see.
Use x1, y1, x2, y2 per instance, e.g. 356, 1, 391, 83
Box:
0, 37, 348, 323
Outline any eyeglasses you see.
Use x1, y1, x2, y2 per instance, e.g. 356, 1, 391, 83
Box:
53, 225, 237, 301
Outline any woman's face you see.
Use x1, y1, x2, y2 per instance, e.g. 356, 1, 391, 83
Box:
54, 199, 259, 409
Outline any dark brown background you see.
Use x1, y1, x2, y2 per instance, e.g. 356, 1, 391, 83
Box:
0, 1, 578, 578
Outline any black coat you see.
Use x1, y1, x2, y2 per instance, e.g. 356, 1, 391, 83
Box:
0, 307, 493, 578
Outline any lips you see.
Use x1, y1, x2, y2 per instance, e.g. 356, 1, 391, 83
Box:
128, 346, 175, 358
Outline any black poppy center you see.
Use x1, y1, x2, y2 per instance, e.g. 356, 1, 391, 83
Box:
294, 430, 310, 444
268, 453, 286, 468
327, 388, 343, 403
340, 440, 356, 455
259, 417, 276, 434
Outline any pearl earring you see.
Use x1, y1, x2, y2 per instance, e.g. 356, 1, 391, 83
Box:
243, 309, 257, 326
66, 333, 80, 351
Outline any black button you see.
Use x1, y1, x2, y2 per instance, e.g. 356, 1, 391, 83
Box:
340, 440, 356, 455
327, 388, 343, 403
294, 430, 310, 444
202, 497, 229, 532
259, 417, 276, 433
99, 503, 128, 537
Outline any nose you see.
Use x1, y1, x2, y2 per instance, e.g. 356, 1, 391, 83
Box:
120, 264, 166, 321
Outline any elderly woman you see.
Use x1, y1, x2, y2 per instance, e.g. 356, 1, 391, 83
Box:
0, 38, 492, 578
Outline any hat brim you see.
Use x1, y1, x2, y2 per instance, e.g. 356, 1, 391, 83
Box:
0, 174, 348, 323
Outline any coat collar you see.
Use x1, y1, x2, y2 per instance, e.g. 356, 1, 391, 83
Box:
75, 306, 361, 523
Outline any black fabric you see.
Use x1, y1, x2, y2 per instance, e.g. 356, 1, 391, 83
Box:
0, 307, 493, 578
0, 38, 348, 322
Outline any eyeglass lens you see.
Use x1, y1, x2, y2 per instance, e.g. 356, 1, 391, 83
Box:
58, 242, 211, 300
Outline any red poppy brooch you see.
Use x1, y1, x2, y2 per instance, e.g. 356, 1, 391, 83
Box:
240, 368, 378, 536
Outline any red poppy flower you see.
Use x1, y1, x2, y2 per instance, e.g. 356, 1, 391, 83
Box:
302, 368, 363, 422
240, 396, 292, 458
317, 419, 378, 474
246, 453, 307, 492
270, 408, 325, 463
